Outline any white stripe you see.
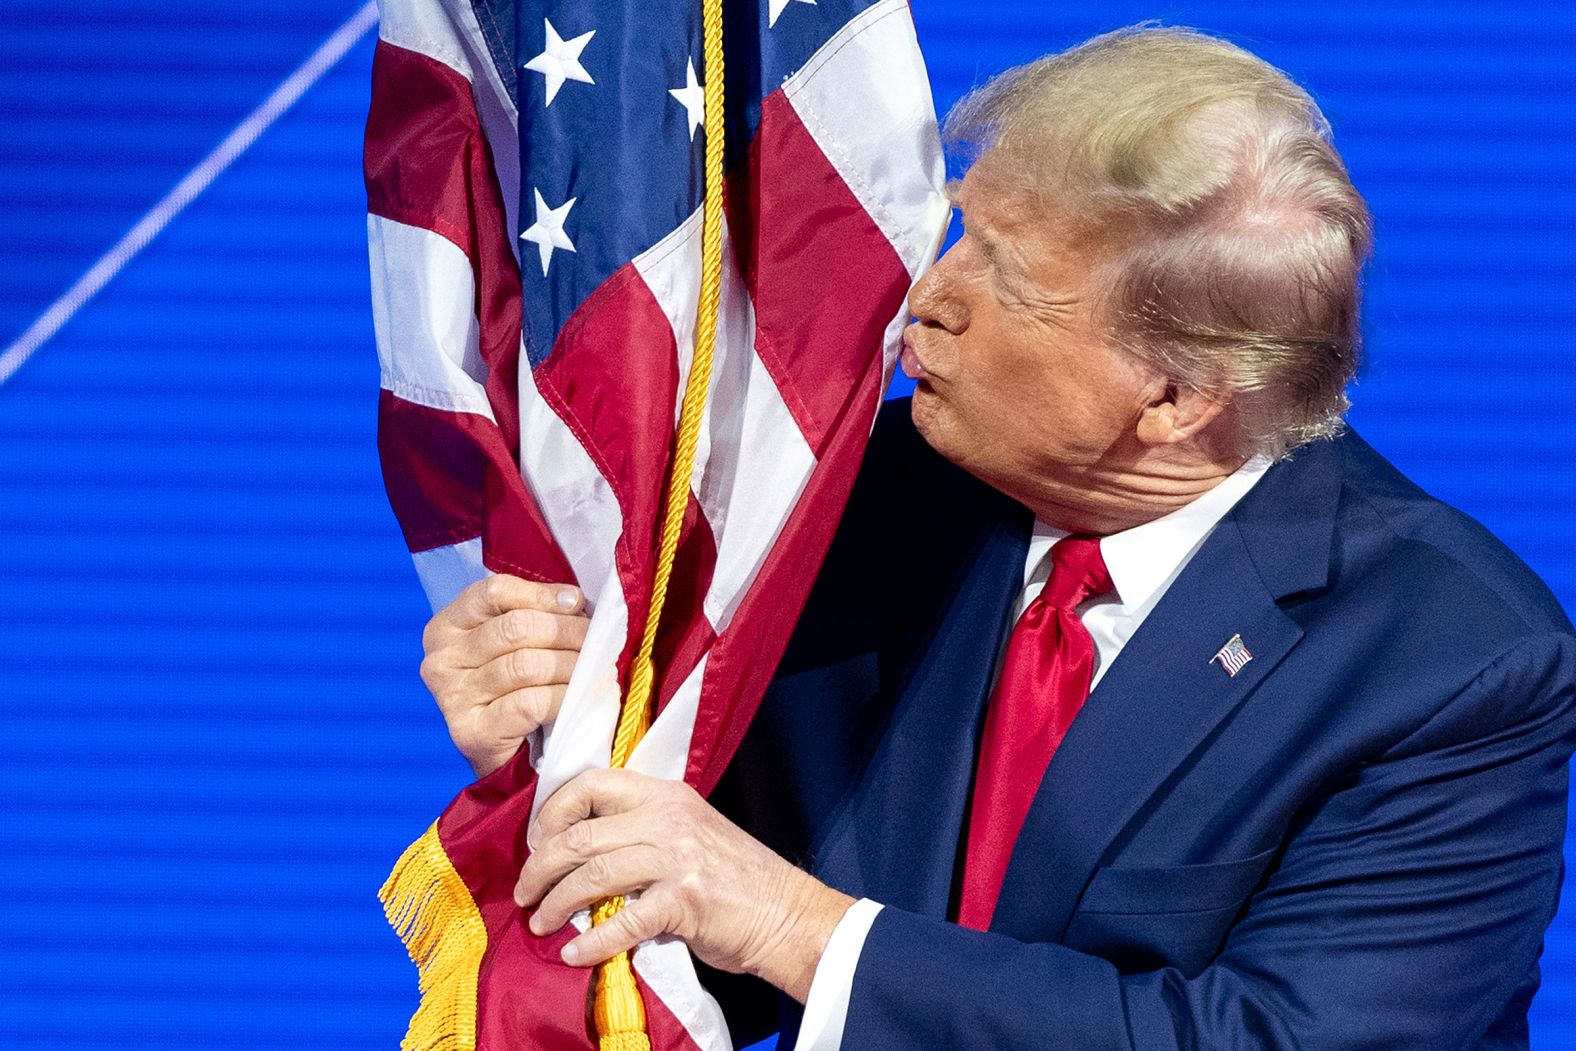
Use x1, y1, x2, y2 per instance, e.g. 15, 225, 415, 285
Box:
631, 211, 818, 634
0, 2, 379, 387
529, 570, 633, 812
369, 215, 494, 418
515, 343, 627, 820
535, 647, 708, 825
377, 0, 522, 259
411, 537, 488, 612
781, 0, 950, 282
632, 935, 732, 1051
629, 655, 708, 782
515, 348, 623, 603
632, 207, 706, 436
695, 259, 817, 631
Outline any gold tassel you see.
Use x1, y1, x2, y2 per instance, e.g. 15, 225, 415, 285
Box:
592, 894, 651, 1050
379, 821, 487, 1051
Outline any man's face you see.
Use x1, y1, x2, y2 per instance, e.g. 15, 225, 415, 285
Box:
902, 161, 1160, 523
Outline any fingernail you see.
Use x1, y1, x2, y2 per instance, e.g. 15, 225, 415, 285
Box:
528, 913, 542, 935
556, 587, 580, 611
526, 821, 541, 850
561, 942, 581, 965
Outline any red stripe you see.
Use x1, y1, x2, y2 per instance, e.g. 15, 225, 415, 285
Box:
652, 493, 719, 718
366, 41, 571, 585
377, 392, 487, 552
435, 755, 572, 1050
687, 90, 913, 790
726, 89, 912, 458
534, 264, 706, 696
688, 361, 884, 796
365, 41, 523, 458
377, 392, 572, 581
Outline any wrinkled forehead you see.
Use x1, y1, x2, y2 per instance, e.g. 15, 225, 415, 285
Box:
950, 156, 1131, 264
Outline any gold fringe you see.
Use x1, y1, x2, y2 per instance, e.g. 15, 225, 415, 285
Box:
379, 821, 486, 1051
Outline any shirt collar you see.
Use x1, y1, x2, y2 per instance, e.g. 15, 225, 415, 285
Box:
1023, 455, 1272, 611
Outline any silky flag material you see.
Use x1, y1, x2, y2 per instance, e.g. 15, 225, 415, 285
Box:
366, 0, 947, 1046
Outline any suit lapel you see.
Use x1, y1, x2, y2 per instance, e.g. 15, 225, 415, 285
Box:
990, 437, 1343, 941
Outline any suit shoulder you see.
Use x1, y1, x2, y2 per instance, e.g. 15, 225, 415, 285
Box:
1331, 431, 1573, 644
1269, 433, 1576, 758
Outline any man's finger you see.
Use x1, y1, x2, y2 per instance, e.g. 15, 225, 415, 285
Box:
516, 809, 661, 906
527, 844, 663, 933
559, 893, 680, 967
470, 645, 579, 699
476, 683, 568, 742
530, 769, 653, 850
455, 608, 590, 669
444, 575, 584, 632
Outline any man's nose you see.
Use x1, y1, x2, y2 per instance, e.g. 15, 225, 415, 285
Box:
907, 251, 966, 333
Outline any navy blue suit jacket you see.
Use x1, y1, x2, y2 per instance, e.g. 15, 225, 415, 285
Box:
709, 398, 1576, 1049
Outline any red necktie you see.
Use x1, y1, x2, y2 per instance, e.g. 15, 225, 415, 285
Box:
957, 535, 1114, 931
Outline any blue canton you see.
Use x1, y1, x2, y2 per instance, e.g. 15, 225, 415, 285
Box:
495, 0, 880, 366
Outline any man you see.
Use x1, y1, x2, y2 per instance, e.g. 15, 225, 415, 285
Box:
417, 27, 1576, 1048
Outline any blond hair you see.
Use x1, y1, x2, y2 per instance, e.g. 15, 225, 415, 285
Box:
946, 26, 1373, 458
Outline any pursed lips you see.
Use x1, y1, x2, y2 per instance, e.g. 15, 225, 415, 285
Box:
900, 326, 932, 381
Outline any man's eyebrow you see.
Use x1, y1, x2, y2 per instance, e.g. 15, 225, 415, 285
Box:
941, 179, 1008, 274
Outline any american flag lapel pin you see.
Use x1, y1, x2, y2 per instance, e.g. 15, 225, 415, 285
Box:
1211, 633, 1254, 677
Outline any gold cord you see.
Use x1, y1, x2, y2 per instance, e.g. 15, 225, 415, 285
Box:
591, 0, 727, 1043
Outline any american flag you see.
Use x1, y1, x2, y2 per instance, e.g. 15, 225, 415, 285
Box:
365, 0, 946, 1045
1212, 633, 1255, 677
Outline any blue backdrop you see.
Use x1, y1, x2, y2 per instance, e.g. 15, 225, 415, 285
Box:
1, 1, 1571, 1047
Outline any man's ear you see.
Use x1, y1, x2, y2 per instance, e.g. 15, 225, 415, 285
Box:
1135, 382, 1232, 446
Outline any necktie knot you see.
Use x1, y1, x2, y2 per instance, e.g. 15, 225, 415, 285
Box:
1040, 535, 1113, 611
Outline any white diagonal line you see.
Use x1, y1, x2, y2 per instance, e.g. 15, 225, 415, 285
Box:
0, 1, 380, 387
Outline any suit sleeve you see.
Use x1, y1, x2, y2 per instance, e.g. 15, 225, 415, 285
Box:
841, 633, 1576, 1049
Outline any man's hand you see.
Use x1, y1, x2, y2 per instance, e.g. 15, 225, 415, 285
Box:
515, 768, 855, 1003
420, 575, 589, 779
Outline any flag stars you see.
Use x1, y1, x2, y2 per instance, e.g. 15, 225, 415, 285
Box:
768, 0, 816, 28
523, 18, 595, 106
668, 59, 706, 142
521, 188, 578, 275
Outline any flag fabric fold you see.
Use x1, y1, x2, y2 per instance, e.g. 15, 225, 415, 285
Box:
367, 0, 947, 1045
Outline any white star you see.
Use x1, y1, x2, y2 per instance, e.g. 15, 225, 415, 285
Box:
767, 0, 816, 29
523, 18, 595, 106
668, 59, 706, 142
520, 188, 578, 275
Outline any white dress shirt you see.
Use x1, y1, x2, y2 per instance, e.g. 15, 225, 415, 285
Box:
793, 455, 1271, 1051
